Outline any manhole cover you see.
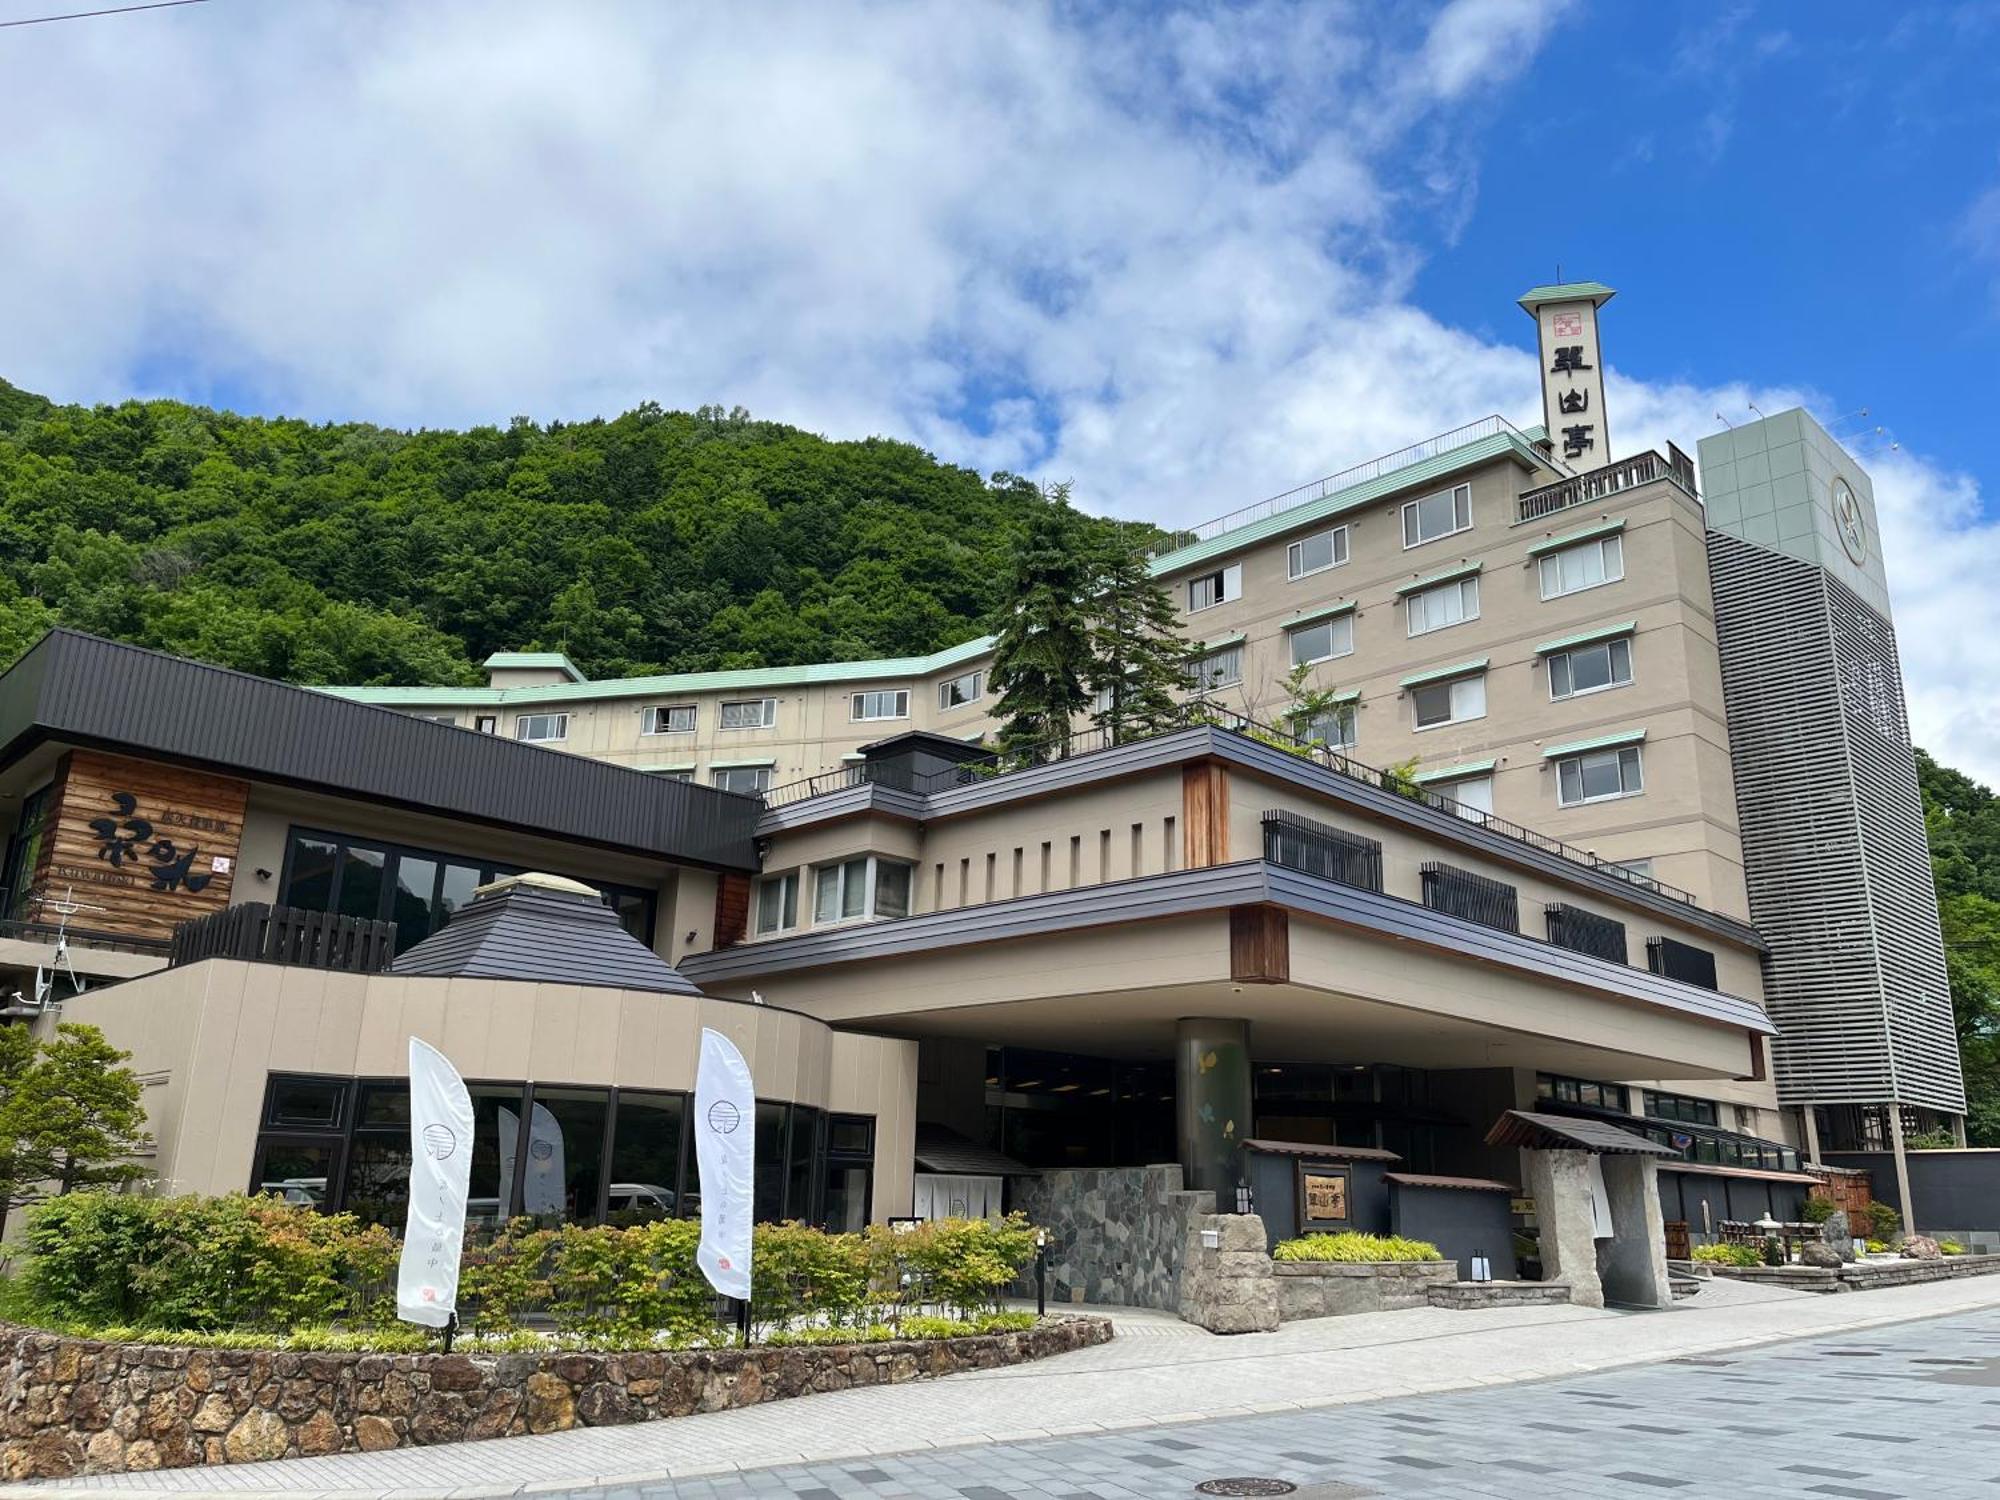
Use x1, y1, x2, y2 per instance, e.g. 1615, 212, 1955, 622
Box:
1196, 1483, 1298, 1497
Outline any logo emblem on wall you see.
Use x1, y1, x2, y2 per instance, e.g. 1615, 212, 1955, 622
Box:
707, 1100, 742, 1134
1552, 311, 1583, 338
87, 791, 215, 894
1832, 477, 1867, 565
421, 1123, 457, 1161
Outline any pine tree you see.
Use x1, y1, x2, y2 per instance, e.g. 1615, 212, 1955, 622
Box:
1084, 531, 1195, 745
0, 1023, 151, 1237
987, 485, 1097, 761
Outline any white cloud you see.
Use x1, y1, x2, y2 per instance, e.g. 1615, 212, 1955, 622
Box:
0, 0, 1994, 777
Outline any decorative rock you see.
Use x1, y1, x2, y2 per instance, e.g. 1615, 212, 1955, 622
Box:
523, 1372, 575, 1433
295, 1410, 341, 1457
83, 1430, 125, 1471
123, 1439, 161, 1472
191, 1394, 236, 1434
1904, 1235, 1944, 1261
1800, 1242, 1843, 1269
428, 1354, 484, 1392
222, 1410, 287, 1464
353, 1415, 399, 1452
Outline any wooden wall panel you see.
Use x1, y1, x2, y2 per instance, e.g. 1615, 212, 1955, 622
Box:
28, 750, 248, 941
1229, 904, 1289, 984
1181, 761, 1230, 868
714, 873, 752, 950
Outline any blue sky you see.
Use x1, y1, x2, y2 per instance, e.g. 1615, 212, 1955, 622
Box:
2, 0, 1999, 771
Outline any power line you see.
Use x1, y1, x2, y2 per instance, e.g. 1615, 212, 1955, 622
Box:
0, 0, 210, 28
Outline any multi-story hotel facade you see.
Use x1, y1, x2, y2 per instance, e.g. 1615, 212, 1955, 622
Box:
0, 283, 1965, 1254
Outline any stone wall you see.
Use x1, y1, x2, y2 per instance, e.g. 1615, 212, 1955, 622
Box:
0, 1317, 1111, 1481
1424, 1281, 1570, 1310
1178, 1213, 1278, 1334
1707, 1254, 2000, 1295
1272, 1261, 1456, 1320
1012, 1164, 1213, 1311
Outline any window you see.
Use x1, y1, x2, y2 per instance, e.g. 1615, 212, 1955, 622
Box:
1419, 861, 1517, 932
1401, 483, 1471, 547
1187, 563, 1242, 612
1548, 637, 1633, 699
1287, 526, 1349, 580
1538, 534, 1624, 599
938, 671, 983, 711
1644, 1090, 1719, 1127
1556, 744, 1644, 805
1288, 615, 1353, 667
1190, 644, 1243, 689
719, 698, 776, 730
1611, 857, 1655, 880
642, 704, 696, 735
1545, 903, 1628, 964
1536, 1073, 1629, 1112
756, 872, 800, 935
1428, 775, 1492, 818
646, 767, 696, 782
1406, 576, 1479, 636
851, 689, 910, 722
514, 713, 568, 743
474, 714, 497, 734
0, 783, 51, 921
822, 1114, 875, 1232
813, 856, 913, 924
713, 765, 774, 795
1293, 703, 1357, 751
1411, 674, 1485, 729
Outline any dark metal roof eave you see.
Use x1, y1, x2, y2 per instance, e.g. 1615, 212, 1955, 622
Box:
0, 630, 762, 874
1484, 1108, 1683, 1156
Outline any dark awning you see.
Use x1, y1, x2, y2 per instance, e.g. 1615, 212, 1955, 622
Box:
1240, 1137, 1403, 1163
1484, 1109, 1681, 1156
912, 1124, 1036, 1177
1384, 1172, 1515, 1193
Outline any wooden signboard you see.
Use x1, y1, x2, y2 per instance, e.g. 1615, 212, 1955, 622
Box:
1297, 1163, 1351, 1230
28, 750, 249, 941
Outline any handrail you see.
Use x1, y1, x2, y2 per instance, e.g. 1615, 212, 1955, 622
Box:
1152, 415, 1552, 556
0, 917, 172, 957
1516, 444, 1698, 524
762, 705, 1702, 908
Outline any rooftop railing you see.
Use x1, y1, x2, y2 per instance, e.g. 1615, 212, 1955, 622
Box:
0, 915, 172, 958
1516, 442, 1698, 524
762, 705, 1702, 908
1151, 415, 1551, 557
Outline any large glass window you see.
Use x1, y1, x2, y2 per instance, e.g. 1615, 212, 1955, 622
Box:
1287, 527, 1348, 580
756, 872, 800, 935
850, 690, 910, 722
1406, 576, 1479, 636
251, 1138, 340, 1208
607, 1091, 684, 1225
813, 857, 913, 924
523, 1087, 611, 1228
389, 855, 440, 947
714, 765, 774, 795
719, 699, 776, 730
514, 713, 569, 743
642, 704, 697, 735
1186, 564, 1242, 613
1538, 534, 1623, 599
754, 1101, 790, 1224
1411, 674, 1485, 729
1189, 644, 1243, 689
335, 844, 387, 921
1556, 744, 1644, 805
1548, 637, 1633, 700
1293, 703, 1357, 751
1288, 616, 1353, 667
938, 671, 983, 711
1536, 1073, 1629, 1112
1402, 483, 1471, 547
1, 783, 53, 922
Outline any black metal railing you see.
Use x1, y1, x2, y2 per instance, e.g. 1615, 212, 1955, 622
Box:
170, 903, 398, 974
1420, 861, 1519, 933
1646, 935, 1718, 990
1262, 809, 1383, 893
1516, 442, 1698, 523
1546, 902, 1628, 964
0, 916, 172, 958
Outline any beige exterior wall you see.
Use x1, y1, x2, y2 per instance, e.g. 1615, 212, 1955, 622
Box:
55, 960, 916, 1222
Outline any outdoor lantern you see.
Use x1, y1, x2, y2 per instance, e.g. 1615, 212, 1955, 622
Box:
1471, 1250, 1493, 1283
1235, 1179, 1254, 1215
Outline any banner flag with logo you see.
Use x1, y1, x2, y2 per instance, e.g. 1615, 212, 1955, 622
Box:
497, 1102, 567, 1219
694, 1026, 754, 1300
397, 1036, 476, 1327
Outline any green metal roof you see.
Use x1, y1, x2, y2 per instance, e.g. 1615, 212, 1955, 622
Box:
1517, 281, 1617, 314
1535, 620, 1638, 655
1525, 517, 1626, 557
639, 762, 696, 773
709, 756, 778, 769
1413, 759, 1496, 784
1200, 632, 1247, 652
1399, 657, 1490, 689
1329, 689, 1362, 704
1285, 600, 1357, 628
321, 634, 997, 710
483, 651, 587, 682
1542, 727, 1647, 759
1394, 560, 1482, 596
1145, 427, 1547, 580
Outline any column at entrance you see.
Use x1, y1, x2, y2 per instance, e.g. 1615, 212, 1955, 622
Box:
1175, 1017, 1252, 1196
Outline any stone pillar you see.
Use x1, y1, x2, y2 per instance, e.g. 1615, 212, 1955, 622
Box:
1799, 1104, 1822, 1165
1889, 1104, 1917, 1234
1176, 1017, 1252, 1196
1598, 1154, 1672, 1309
1178, 1211, 1278, 1333
1524, 1147, 1604, 1309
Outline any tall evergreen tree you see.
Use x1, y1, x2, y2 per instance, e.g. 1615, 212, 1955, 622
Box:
1083, 531, 1195, 745
986, 485, 1096, 759
0, 1023, 151, 1237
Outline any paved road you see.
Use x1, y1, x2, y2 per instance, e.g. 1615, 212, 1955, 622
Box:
537, 1305, 2000, 1500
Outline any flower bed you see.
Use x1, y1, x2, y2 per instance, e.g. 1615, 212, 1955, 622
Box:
0, 1315, 1113, 1480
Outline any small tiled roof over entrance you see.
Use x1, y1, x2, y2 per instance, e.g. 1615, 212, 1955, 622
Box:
1239, 1138, 1403, 1163
912, 1125, 1037, 1177
1483, 1109, 1681, 1156
391, 873, 704, 996
1383, 1172, 1515, 1193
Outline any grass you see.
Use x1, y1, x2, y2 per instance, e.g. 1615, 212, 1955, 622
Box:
1272, 1232, 1443, 1263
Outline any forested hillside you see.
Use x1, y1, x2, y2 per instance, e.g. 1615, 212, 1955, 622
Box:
1919, 751, 2000, 1142
0, 378, 1143, 685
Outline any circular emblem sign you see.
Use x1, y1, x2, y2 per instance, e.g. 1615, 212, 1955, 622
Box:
529, 1139, 554, 1162
421, 1123, 457, 1161
1832, 477, 1867, 565
707, 1100, 742, 1135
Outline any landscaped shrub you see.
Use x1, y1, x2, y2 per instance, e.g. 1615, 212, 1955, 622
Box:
1866, 1200, 1903, 1241
1799, 1194, 1837, 1225
1940, 1240, 1968, 1256
1271, 1232, 1443, 1263
866, 1213, 1040, 1315
1691, 1243, 1761, 1267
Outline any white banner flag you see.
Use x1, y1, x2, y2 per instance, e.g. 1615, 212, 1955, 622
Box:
397, 1037, 475, 1327
694, 1026, 754, 1300
497, 1103, 567, 1219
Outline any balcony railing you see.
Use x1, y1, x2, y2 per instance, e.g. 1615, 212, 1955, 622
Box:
0, 915, 171, 958
1516, 442, 1698, 523
1152, 415, 1548, 556
763, 704, 1702, 908
170, 903, 398, 974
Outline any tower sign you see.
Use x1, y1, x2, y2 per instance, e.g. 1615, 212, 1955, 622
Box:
1519, 281, 1615, 468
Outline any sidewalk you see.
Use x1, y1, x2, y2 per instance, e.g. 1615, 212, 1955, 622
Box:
19, 1274, 2000, 1498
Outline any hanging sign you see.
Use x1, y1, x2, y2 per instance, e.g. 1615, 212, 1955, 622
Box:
694, 1027, 755, 1300
397, 1037, 475, 1327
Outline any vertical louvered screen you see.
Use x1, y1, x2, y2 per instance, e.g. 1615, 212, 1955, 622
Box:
1545, 902, 1628, 964
1420, 861, 1518, 933
1262, 809, 1383, 892
1646, 935, 1719, 991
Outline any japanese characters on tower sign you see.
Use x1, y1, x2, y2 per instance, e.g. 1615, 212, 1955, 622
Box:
1531, 293, 1611, 468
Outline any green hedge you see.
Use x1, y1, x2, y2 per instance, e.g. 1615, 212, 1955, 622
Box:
1271, 1232, 1442, 1263
11, 1192, 1040, 1346
1691, 1242, 1761, 1267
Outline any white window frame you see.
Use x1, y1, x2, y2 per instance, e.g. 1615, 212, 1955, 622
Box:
1190, 643, 1243, 689
1547, 637, 1633, 701
1401, 483, 1472, 549
514, 712, 569, 743
754, 871, 800, 935
1556, 744, 1645, 806
1186, 562, 1243, 613
1428, 774, 1494, 820
850, 689, 911, 722
473, 714, 498, 735
713, 765, 774, 795
938, 670, 983, 711
812, 854, 914, 927
418, 714, 457, 726
1538, 534, 1624, 600
1410, 674, 1486, 731
1287, 615, 1354, 668
1286, 526, 1349, 581
1406, 576, 1480, 637
719, 698, 777, 730
1293, 702, 1358, 751
641, 703, 697, 735
646, 767, 696, 782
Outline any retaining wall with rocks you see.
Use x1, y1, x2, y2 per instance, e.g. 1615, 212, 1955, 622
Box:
1708, 1253, 2000, 1294
1272, 1260, 1457, 1320
0, 1317, 1112, 1481
1011, 1164, 1211, 1311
